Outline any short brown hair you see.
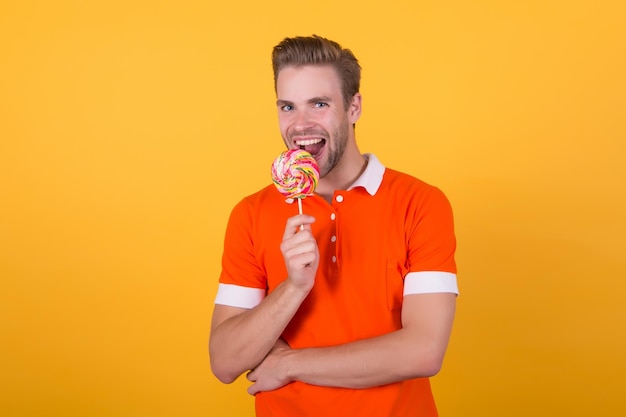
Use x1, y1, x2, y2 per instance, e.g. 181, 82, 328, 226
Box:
272, 35, 361, 109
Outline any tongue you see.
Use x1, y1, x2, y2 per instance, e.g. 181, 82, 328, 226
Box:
304, 141, 324, 157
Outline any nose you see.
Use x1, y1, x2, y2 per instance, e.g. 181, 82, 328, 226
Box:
293, 108, 314, 132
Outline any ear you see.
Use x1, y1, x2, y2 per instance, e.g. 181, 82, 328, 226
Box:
347, 93, 362, 124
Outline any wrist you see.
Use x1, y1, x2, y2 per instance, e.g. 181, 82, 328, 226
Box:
281, 348, 299, 383
283, 278, 312, 298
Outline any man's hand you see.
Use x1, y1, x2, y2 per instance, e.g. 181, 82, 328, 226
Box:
280, 214, 319, 292
210, 215, 318, 384
247, 339, 293, 395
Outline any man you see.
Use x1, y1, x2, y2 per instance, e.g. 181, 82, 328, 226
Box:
210, 35, 458, 417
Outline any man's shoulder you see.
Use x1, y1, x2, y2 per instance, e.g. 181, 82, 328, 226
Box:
241, 184, 280, 204
237, 182, 294, 206
381, 167, 441, 195
227, 184, 285, 218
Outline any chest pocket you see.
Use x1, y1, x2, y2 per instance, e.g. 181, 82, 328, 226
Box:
385, 259, 406, 310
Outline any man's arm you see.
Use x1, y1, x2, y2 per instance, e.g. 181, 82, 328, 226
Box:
209, 282, 308, 383
246, 292, 456, 394
209, 215, 318, 383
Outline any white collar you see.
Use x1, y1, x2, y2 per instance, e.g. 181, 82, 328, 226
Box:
347, 153, 385, 196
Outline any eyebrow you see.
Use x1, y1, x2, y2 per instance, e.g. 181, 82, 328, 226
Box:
308, 96, 333, 104
276, 96, 334, 107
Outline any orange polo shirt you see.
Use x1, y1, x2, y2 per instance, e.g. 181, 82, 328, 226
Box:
216, 154, 457, 417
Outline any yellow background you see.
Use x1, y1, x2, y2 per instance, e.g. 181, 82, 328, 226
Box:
1, 1, 625, 416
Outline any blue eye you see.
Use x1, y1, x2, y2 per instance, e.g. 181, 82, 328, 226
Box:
281, 105, 293, 111
314, 102, 328, 108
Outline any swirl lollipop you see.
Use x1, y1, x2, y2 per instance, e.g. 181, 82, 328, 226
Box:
271, 149, 320, 221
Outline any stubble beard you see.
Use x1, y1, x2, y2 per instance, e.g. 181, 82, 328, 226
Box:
319, 118, 349, 178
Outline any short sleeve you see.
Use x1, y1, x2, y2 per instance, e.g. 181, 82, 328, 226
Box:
216, 198, 268, 307
404, 186, 458, 295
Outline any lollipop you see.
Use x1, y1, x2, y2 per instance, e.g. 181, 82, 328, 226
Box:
271, 149, 320, 220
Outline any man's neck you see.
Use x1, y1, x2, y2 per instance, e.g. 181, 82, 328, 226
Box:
316, 151, 367, 203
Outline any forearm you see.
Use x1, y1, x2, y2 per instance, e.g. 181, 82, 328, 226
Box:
272, 293, 456, 390
283, 328, 445, 389
210, 281, 309, 383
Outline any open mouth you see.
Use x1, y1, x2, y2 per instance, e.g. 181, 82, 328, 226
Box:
296, 138, 326, 158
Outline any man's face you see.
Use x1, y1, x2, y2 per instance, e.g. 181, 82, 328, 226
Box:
276, 65, 356, 178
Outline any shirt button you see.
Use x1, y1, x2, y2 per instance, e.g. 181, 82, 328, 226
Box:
331, 256, 337, 263
336, 195, 344, 203
331, 236, 337, 243
330, 213, 336, 220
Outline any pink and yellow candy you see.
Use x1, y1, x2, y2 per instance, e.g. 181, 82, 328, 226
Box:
271, 149, 320, 199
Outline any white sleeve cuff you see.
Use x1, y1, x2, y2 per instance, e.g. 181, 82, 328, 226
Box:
404, 271, 459, 295
214, 283, 266, 309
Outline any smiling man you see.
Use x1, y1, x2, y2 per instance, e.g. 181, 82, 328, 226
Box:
209, 35, 458, 417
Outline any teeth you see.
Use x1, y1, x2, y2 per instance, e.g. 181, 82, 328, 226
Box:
295, 138, 323, 146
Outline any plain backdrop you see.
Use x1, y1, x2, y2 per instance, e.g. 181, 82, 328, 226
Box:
1, 1, 625, 416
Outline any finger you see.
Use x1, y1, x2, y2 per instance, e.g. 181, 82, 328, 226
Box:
247, 383, 258, 396
283, 240, 317, 258
284, 215, 315, 239
280, 231, 316, 258
284, 246, 318, 268
246, 370, 256, 382
285, 245, 317, 263
287, 254, 317, 277
282, 215, 316, 240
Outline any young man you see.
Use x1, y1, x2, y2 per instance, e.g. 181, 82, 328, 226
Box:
210, 35, 458, 417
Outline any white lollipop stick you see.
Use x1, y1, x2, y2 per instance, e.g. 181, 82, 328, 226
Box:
297, 198, 304, 231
